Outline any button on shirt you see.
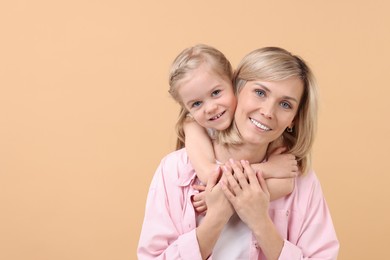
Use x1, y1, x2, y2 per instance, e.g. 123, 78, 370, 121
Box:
137, 149, 339, 259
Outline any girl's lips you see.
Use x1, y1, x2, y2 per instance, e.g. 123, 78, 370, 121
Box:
250, 118, 272, 131
209, 110, 226, 121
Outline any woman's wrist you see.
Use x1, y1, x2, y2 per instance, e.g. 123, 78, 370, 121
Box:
251, 216, 284, 259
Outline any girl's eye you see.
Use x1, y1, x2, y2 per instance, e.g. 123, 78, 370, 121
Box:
280, 101, 292, 109
211, 90, 221, 97
255, 89, 265, 97
192, 101, 202, 108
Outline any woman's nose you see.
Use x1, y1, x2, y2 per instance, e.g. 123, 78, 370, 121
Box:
260, 101, 274, 119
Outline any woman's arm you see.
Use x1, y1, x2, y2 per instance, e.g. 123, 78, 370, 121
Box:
137, 156, 202, 259
221, 160, 339, 260
196, 168, 234, 259
184, 119, 217, 184
221, 160, 284, 260
138, 153, 233, 260
277, 171, 339, 259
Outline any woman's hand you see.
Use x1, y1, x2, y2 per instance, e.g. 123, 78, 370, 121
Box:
204, 166, 234, 219
221, 159, 270, 230
196, 166, 234, 260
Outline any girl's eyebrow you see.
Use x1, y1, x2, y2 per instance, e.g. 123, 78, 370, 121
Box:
254, 82, 299, 104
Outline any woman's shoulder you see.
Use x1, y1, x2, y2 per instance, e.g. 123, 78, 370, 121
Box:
160, 148, 190, 168
294, 170, 325, 203
156, 148, 195, 185
297, 170, 320, 185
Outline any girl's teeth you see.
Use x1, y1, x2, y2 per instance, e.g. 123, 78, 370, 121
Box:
211, 112, 223, 120
250, 118, 271, 131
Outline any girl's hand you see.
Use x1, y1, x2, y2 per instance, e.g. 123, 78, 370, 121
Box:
192, 184, 207, 214
260, 146, 298, 179
221, 159, 270, 230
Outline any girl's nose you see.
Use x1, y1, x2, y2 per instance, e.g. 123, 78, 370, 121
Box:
205, 102, 218, 114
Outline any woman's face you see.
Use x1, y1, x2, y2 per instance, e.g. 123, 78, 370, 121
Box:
234, 77, 304, 146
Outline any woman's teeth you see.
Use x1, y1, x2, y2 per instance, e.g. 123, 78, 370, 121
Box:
250, 118, 271, 131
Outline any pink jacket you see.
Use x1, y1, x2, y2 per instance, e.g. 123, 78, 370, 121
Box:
137, 149, 339, 259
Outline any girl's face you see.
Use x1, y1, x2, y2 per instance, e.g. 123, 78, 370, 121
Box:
234, 77, 303, 146
178, 63, 236, 130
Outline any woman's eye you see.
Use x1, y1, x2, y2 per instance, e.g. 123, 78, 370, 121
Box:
192, 101, 202, 108
280, 101, 292, 109
211, 90, 221, 97
255, 89, 265, 97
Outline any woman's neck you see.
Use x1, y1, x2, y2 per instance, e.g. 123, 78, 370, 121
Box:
213, 142, 268, 164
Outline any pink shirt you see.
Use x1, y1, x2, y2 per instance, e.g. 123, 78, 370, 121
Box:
137, 149, 339, 259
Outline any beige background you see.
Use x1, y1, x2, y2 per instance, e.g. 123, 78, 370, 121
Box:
1, 1, 389, 259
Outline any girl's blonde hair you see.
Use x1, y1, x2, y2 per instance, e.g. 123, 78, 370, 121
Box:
168, 44, 233, 149
219, 47, 318, 174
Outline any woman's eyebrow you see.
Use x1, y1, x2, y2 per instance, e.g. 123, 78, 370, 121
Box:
254, 83, 271, 92
254, 82, 299, 104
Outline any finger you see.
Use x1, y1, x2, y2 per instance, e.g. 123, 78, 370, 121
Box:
192, 193, 204, 202
230, 159, 249, 189
229, 158, 243, 172
291, 158, 298, 165
198, 205, 207, 213
232, 158, 248, 189
223, 165, 242, 196
194, 205, 207, 213
193, 200, 205, 208
220, 177, 236, 205
192, 184, 206, 192
257, 172, 270, 197
241, 160, 258, 186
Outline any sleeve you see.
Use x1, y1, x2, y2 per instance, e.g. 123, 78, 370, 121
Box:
137, 158, 202, 260
278, 173, 339, 260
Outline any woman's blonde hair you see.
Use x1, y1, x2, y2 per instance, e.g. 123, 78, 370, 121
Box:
220, 47, 318, 174
168, 44, 233, 149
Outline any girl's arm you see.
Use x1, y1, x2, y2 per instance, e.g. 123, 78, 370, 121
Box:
251, 147, 298, 201
263, 178, 294, 201
184, 119, 217, 184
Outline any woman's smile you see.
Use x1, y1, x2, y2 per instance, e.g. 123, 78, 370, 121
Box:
250, 117, 272, 131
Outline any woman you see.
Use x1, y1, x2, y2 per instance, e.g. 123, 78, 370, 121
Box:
138, 47, 339, 259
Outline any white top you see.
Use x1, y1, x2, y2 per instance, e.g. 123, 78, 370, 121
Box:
197, 212, 251, 259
